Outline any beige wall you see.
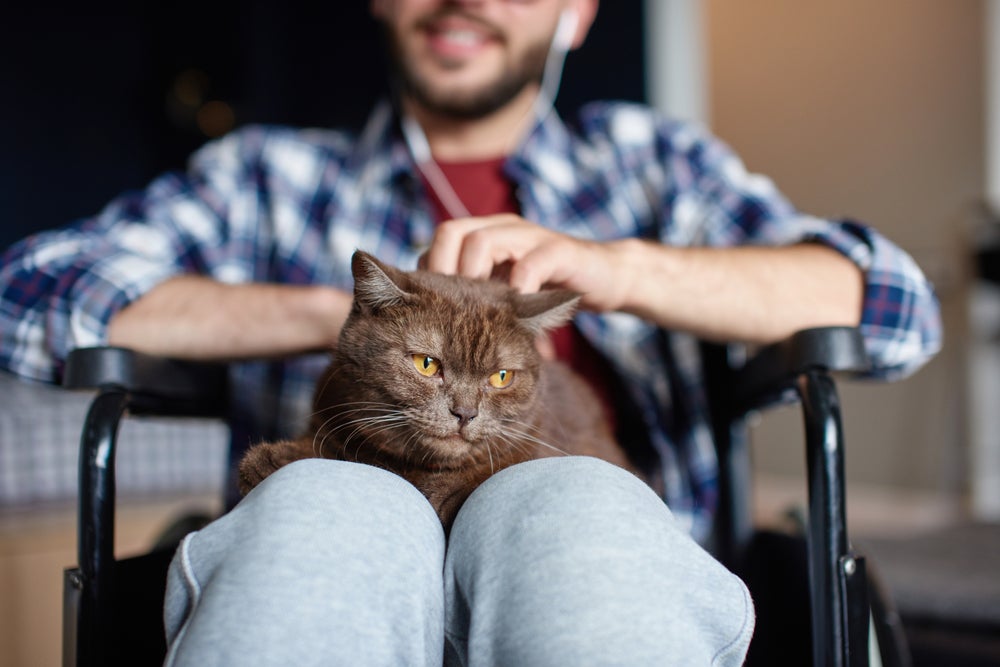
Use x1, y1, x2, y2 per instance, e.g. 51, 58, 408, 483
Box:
707, 1, 984, 495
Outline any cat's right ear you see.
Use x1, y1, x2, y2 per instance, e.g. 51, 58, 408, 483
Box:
514, 290, 581, 335
351, 250, 412, 313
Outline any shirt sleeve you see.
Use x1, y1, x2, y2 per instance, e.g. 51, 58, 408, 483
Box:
0, 128, 269, 383
660, 119, 943, 381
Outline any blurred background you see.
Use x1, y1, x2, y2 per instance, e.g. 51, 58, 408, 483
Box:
0, 0, 644, 250
0, 1, 997, 665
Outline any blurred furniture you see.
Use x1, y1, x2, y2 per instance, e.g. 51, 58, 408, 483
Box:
861, 523, 1000, 667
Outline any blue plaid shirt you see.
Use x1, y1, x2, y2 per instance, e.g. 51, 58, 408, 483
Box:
0, 100, 941, 541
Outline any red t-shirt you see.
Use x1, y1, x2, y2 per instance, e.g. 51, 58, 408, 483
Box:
424, 157, 619, 429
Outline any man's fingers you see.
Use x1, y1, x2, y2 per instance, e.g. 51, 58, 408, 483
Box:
510, 240, 622, 312
425, 214, 546, 279
455, 227, 511, 280
422, 216, 505, 275
455, 222, 545, 280
421, 216, 622, 311
508, 241, 575, 295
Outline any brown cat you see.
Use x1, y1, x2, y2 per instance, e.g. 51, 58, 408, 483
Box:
238, 250, 633, 528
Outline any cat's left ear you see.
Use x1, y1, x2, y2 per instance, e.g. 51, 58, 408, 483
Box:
514, 290, 580, 335
351, 250, 413, 313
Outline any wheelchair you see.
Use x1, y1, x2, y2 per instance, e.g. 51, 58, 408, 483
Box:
59, 325, 907, 666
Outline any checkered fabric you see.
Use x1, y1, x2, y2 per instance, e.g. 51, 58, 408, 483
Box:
0, 371, 227, 505
0, 101, 941, 540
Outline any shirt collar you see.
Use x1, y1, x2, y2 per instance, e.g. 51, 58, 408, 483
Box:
503, 104, 580, 193
354, 98, 587, 194
349, 99, 421, 190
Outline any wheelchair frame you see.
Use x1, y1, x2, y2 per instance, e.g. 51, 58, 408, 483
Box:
61, 326, 887, 666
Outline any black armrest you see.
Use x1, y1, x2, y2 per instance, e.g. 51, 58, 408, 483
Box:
729, 326, 870, 416
63, 346, 229, 418
63, 347, 230, 665
722, 326, 872, 665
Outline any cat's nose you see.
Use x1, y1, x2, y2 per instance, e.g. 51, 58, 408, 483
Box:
450, 406, 478, 427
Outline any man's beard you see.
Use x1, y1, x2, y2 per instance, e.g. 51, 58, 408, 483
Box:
386, 24, 551, 120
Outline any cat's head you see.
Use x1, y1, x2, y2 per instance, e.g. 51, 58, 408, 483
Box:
323, 250, 578, 468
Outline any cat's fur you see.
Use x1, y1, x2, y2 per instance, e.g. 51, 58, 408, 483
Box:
238, 250, 633, 528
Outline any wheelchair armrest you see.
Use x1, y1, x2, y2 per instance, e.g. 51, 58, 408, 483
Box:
63, 346, 228, 417
719, 325, 873, 665
63, 347, 229, 665
728, 325, 870, 417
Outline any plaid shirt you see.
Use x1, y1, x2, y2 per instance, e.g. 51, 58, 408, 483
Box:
0, 100, 941, 541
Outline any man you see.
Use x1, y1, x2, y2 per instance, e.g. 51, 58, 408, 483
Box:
0, 0, 939, 664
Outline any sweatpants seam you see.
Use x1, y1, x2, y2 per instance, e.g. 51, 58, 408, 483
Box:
711, 580, 755, 666
163, 533, 203, 667
444, 628, 469, 642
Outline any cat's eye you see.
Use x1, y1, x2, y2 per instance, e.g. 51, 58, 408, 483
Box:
412, 354, 441, 377
489, 369, 515, 389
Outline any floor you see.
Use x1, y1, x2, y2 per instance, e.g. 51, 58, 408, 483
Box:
0, 477, 967, 667
0, 493, 221, 667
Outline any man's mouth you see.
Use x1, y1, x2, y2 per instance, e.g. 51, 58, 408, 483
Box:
419, 13, 502, 61
434, 28, 484, 48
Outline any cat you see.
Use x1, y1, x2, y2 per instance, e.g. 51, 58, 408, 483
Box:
238, 250, 634, 529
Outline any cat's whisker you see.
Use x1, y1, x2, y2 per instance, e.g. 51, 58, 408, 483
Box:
398, 431, 423, 468
310, 366, 341, 409
339, 417, 407, 454
502, 418, 547, 439
305, 399, 401, 422
418, 445, 434, 469
324, 412, 408, 434
312, 411, 409, 458
499, 420, 572, 457
494, 432, 536, 459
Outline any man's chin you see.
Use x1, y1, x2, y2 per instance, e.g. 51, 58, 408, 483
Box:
399, 55, 539, 120
409, 83, 526, 121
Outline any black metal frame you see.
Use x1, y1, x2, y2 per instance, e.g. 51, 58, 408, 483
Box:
61, 348, 228, 667
705, 326, 876, 667
61, 326, 881, 667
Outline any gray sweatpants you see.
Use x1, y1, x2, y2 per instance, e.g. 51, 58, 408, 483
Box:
163, 457, 753, 666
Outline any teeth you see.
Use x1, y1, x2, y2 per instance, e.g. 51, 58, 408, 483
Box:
440, 29, 482, 46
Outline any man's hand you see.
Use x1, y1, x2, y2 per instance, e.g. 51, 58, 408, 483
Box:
421, 214, 634, 313
419, 214, 864, 345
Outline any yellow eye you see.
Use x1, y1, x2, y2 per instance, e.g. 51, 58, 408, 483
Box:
489, 369, 515, 389
412, 355, 441, 377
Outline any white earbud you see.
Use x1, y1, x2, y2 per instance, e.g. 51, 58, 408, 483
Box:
553, 9, 579, 53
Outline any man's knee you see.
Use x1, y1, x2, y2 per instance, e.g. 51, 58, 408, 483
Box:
453, 456, 668, 540
445, 457, 754, 666
240, 459, 437, 526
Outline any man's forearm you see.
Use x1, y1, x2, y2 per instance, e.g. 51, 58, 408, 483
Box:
616, 239, 864, 344
107, 276, 353, 360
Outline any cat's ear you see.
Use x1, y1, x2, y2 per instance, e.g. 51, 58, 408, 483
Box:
514, 290, 580, 335
351, 250, 412, 313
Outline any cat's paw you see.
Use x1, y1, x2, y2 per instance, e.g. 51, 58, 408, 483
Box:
237, 442, 292, 496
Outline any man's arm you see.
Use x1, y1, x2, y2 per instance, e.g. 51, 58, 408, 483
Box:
612, 239, 863, 344
0, 125, 367, 382
422, 215, 863, 345
107, 277, 353, 360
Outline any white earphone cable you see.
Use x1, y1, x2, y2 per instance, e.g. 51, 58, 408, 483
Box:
402, 8, 578, 221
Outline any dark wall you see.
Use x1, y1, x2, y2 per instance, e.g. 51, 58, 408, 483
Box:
1, 2, 645, 251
